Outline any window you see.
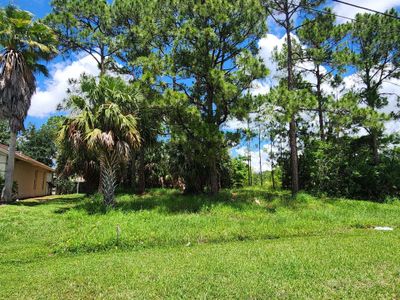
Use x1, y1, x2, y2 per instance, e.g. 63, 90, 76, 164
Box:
42, 172, 45, 191
33, 170, 38, 190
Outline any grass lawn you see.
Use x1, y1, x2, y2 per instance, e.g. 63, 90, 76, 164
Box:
0, 187, 399, 299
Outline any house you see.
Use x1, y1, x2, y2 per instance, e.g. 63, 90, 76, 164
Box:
0, 144, 54, 199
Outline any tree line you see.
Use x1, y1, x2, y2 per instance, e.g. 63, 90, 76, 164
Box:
0, 0, 399, 204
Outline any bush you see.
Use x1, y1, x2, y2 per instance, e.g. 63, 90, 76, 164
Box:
0, 175, 19, 200
54, 178, 76, 195
296, 138, 400, 201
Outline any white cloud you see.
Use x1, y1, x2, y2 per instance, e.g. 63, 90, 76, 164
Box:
224, 118, 247, 131
234, 146, 272, 172
250, 79, 271, 96
29, 54, 100, 118
232, 142, 284, 172
333, 0, 400, 23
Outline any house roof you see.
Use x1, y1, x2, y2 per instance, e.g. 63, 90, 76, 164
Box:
0, 144, 55, 173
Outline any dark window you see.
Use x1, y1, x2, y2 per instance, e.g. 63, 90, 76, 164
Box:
33, 170, 38, 190
42, 172, 45, 190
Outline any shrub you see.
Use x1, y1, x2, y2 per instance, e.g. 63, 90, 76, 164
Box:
54, 178, 76, 194
0, 175, 19, 200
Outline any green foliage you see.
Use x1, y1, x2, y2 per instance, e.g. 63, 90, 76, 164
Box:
0, 120, 9, 144
46, 0, 115, 74
54, 178, 76, 195
18, 116, 64, 167
163, 0, 268, 193
266, 85, 316, 123
298, 138, 400, 200
228, 158, 248, 188
1, 188, 400, 298
0, 175, 18, 200
30, 0, 400, 201
0, 5, 58, 131
345, 10, 400, 162
59, 75, 141, 205
297, 7, 348, 140
0, 5, 58, 77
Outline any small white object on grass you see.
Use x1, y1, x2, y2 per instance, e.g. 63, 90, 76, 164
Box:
254, 198, 262, 206
374, 226, 394, 231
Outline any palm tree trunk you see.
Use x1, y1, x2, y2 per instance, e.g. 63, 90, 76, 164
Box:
258, 124, 263, 186
1, 130, 17, 203
100, 153, 118, 206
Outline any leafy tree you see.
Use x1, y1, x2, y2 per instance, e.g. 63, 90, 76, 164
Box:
111, 0, 168, 78
299, 136, 400, 200
347, 10, 400, 164
228, 157, 249, 188
297, 8, 347, 140
261, 0, 324, 195
59, 75, 141, 205
261, 79, 317, 191
18, 116, 64, 167
88, 0, 166, 194
0, 6, 57, 202
46, 0, 116, 75
243, 118, 257, 186
164, 0, 268, 194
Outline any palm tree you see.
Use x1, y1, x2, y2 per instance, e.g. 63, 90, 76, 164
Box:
0, 6, 57, 202
60, 75, 141, 206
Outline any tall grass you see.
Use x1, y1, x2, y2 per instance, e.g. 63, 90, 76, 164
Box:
1, 188, 398, 258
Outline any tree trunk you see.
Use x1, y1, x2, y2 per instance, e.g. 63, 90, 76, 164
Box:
247, 119, 252, 186
248, 147, 252, 186
136, 147, 145, 194
210, 155, 219, 194
1, 130, 17, 203
271, 167, 276, 190
258, 124, 263, 186
285, 8, 299, 196
129, 151, 137, 189
270, 135, 276, 190
100, 153, 118, 206
316, 68, 325, 141
289, 117, 299, 194
371, 130, 379, 165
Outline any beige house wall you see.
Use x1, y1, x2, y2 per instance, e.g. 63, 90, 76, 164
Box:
13, 160, 52, 199
0, 152, 6, 177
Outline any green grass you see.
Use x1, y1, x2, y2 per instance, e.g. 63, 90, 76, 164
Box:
1, 187, 399, 299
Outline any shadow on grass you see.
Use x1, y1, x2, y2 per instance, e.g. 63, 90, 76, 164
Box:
9, 187, 299, 216
14, 195, 86, 207
72, 188, 294, 215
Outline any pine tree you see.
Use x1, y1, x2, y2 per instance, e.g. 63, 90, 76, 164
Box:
165, 0, 268, 194
261, 0, 323, 195
347, 10, 400, 164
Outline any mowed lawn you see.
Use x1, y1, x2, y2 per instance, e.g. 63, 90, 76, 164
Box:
1, 188, 399, 299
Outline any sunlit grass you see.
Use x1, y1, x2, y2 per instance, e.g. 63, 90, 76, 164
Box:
0, 187, 399, 299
